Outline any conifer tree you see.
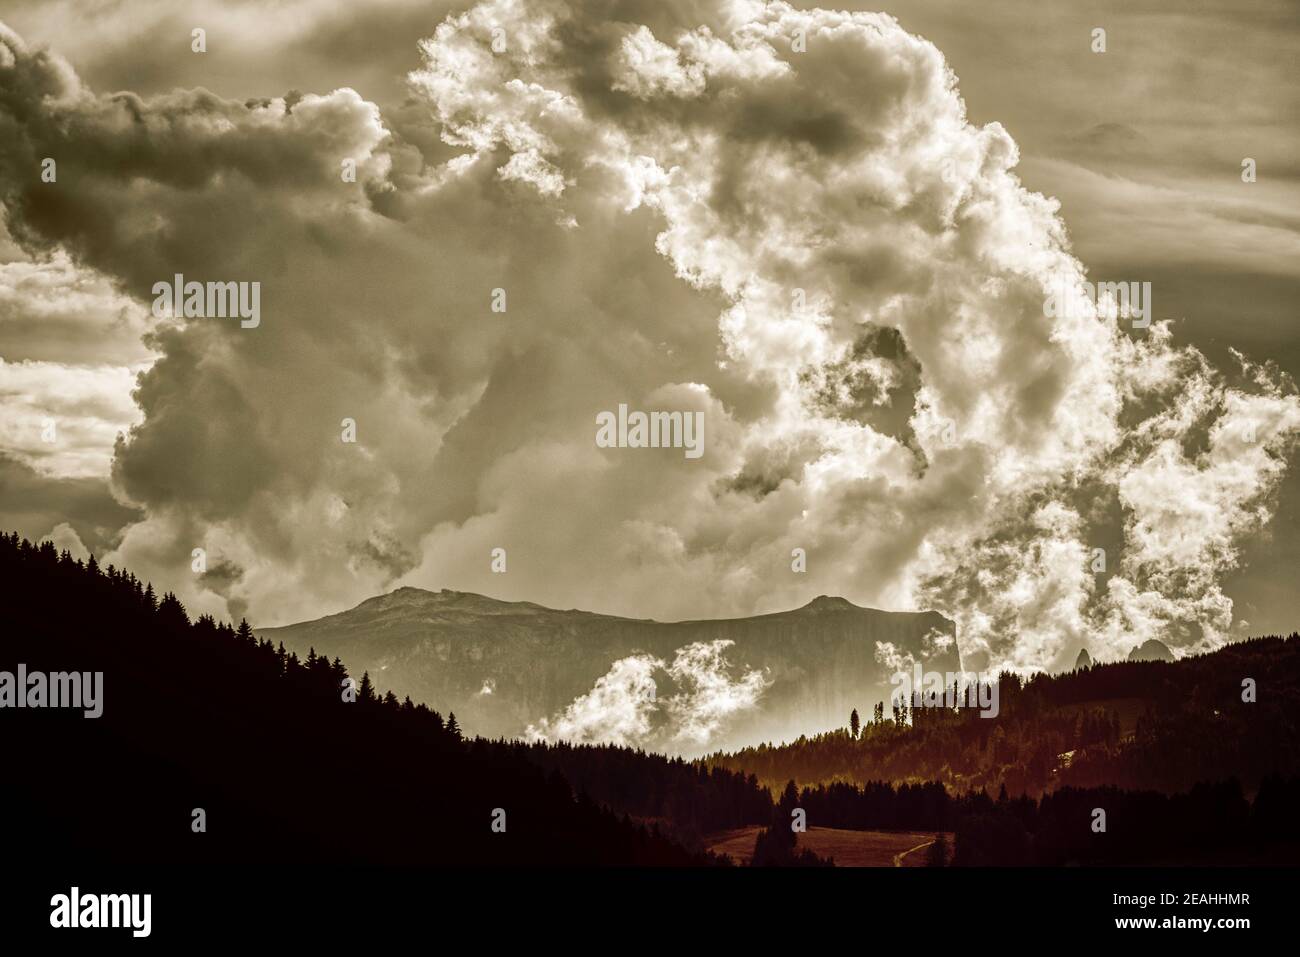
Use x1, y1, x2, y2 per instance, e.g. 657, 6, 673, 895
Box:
357, 671, 376, 704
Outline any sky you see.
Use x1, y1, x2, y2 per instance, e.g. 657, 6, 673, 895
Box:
1, 0, 1297, 675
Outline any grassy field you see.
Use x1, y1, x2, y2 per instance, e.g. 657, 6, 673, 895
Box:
707, 826, 953, 866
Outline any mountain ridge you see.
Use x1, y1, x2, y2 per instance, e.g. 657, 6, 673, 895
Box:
259, 587, 960, 754
286, 585, 922, 628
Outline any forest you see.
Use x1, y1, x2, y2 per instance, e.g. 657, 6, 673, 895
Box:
706, 634, 1300, 799
2, 530, 1295, 867
0, 532, 714, 866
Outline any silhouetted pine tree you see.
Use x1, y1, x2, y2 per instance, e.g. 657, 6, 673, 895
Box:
357, 671, 376, 704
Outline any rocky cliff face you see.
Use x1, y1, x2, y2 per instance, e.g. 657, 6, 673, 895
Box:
259, 588, 959, 754
1128, 639, 1175, 662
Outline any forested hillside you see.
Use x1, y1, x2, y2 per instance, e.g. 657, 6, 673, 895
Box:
706, 635, 1300, 797
5, 530, 1296, 868
0, 533, 716, 866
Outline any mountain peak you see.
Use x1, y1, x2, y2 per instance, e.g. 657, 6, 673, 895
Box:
1128, 639, 1175, 663
800, 595, 858, 612
321, 586, 558, 624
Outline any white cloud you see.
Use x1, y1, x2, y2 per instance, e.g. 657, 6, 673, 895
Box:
0, 357, 144, 478
526, 639, 769, 753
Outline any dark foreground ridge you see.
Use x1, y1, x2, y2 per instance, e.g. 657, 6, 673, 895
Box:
0, 533, 714, 866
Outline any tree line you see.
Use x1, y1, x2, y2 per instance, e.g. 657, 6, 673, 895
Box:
706, 635, 1300, 799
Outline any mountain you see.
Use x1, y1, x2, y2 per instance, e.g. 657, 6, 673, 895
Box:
259, 588, 959, 753
0, 532, 716, 866
1074, 648, 1093, 670
1128, 638, 1175, 662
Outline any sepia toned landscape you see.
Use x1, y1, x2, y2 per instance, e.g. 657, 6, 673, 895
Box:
1, 0, 1296, 941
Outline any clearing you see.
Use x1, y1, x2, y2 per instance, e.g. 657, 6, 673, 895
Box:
707, 825, 953, 866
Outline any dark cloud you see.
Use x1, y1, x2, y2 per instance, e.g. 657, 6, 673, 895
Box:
0, 452, 140, 555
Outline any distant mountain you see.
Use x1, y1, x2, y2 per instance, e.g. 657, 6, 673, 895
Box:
1128, 639, 1175, 662
259, 588, 959, 753
1074, 648, 1093, 670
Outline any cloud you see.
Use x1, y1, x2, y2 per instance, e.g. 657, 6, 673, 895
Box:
0, 357, 143, 478
0, 250, 155, 365
525, 653, 660, 748
43, 520, 88, 560
0, 0, 1296, 675
1019, 157, 1300, 279
0, 453, 139, 557
524, 639, 769, 752
0, 0, 456, 108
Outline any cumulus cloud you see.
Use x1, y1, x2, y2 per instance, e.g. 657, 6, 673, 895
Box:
42, 520, 88, 560
1, 0, 1296, 673
524, 639, 770, 752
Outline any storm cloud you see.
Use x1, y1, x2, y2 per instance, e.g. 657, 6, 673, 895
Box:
1, 1, 1297, 672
